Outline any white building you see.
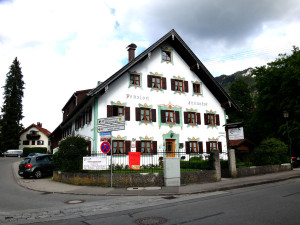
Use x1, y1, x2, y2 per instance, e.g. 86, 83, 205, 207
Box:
19, 122, 51, 151
50, 29, 238, 166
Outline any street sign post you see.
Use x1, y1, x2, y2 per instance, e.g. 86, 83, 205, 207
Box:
97, 116, 126, 188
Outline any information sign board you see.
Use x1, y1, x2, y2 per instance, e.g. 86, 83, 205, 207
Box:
228, 127, 244, 140
83, 157, 107, 170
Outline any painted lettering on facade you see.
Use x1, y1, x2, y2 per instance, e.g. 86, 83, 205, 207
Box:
126, 94, 150, 101
188, 101, 208, 106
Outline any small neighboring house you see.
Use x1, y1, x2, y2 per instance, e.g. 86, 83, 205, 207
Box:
19, 122, 51, 151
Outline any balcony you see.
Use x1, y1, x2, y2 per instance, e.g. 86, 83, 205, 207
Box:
26, 134, 41, 140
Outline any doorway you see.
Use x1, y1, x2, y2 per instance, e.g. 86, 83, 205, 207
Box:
165, 139, 175, 157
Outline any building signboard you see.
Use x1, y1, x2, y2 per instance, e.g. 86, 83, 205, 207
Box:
228, 127, 244, 140
83, 157, 107, 170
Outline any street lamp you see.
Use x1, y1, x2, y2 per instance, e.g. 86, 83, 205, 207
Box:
283, 111, 291, 165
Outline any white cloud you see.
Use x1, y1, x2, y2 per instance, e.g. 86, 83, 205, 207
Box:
1, 0, 300, 132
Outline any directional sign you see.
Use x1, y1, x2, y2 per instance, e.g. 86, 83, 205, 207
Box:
100, 141, 111, 154
98, 116, 125, 125
97, 116, 125, 133
98, 124, 125, 132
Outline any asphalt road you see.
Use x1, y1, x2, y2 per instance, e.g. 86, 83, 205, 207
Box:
0, 157, 128, 211
29, 178, 300, 225
2, 157, 300, 225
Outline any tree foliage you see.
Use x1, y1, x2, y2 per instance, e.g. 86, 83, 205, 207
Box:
252, 46, 300, 155
53, 135, 89, 172
252, 138, 289, 166
0, 58, 25, 151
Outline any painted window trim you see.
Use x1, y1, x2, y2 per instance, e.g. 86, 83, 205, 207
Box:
158, 104, 183, 129
172, 76, 187, 95
149, 72, 165, 92
137, 103, 154, 126
185, 108, 199, 128
161, 46, 174, 65
192, 81, 203, 97
205, 110, 219, 129
128, 71, 142, 89
111, 135, 128, 156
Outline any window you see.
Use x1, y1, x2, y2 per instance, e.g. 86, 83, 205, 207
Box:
162, 50, 171, 62
184, 112, 201, 125
206, 141, 222, 153
165, 110, 174, 123
107, 105, 130, 121
37, 140, 44, 145
141, 108, 150, 122
23, 140, 29, 145
136, 140, 157, 155
193, 83, 201, 94
171, 79, 188, 93
161, 110, 180, 124
111, 140, 131, 155
152, 76, 161, 89
147, 75, 167, 90
136, 108, 156, 123
204, 113, 220, 126
141, 141, 151, 153
130, 73, 140, 86
32, 141, 35, 145
113, 140, 124, 154
185, 141, 203, 154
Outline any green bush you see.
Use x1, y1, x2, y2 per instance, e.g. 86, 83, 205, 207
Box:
53, 135, 89, 172
253, 138, 290, 166
23, 147, 47, 156
180, 155, 213, 170
220, 160, 229, 169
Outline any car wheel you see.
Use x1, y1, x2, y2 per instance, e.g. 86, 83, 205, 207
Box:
34, 170, 42, 179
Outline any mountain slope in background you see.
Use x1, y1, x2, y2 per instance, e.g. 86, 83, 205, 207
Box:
215, 68, 256, 94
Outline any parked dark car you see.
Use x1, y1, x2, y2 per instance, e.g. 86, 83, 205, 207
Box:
18, 154, 53, 179
2, 149, 23, 157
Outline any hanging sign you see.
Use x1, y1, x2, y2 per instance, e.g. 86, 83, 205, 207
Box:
228, 127, 244, 140
129, 152, 141, 170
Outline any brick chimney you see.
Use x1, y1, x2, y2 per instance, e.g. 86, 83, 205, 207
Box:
127, 43, 137, 62
37, 122, 42, 128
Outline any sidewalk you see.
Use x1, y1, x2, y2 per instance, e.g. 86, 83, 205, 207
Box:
13, 162, 300, 196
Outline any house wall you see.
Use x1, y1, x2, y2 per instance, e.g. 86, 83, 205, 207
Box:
65, 41, 231, 168
19, 127, 50, 151
69, 42, 229, 166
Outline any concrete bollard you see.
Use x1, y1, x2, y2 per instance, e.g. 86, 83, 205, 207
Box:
214, 151, 221, 181
229, 149, 237, 178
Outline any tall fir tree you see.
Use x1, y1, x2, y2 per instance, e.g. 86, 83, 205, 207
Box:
0, 57, 25, 151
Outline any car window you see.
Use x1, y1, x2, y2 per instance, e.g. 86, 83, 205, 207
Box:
22, 158, 31, 164
48, 156, 53, 161
37, 156, 49, 162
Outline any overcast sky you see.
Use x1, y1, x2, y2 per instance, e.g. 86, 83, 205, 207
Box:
1, 0, 300, 132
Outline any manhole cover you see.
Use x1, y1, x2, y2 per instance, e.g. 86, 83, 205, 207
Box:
162, 195, 176, 200
135, 217, 168, 225
65, 200, 85, 204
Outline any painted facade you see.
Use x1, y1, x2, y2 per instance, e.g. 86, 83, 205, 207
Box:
51, 30, 238, 166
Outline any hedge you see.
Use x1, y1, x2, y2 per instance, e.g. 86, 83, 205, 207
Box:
23, 147, 48, 157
